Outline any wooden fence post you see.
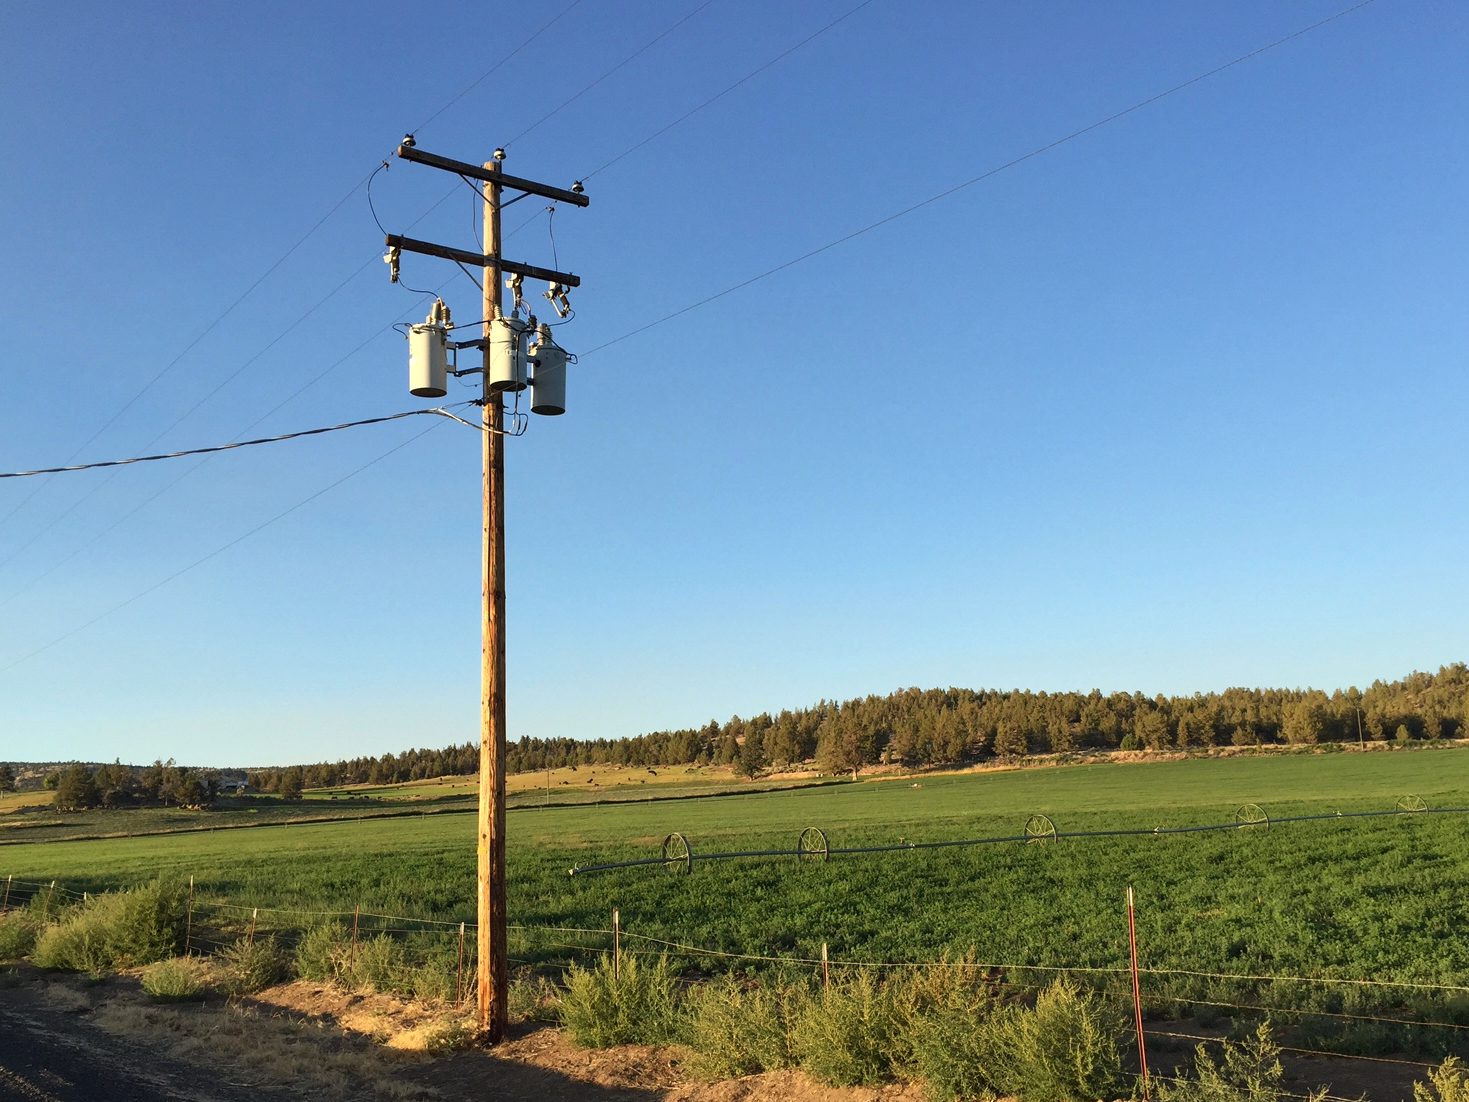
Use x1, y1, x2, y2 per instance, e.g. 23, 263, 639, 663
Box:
2, 875, 11, 912
44, 880, 55, 917
184, 876, 194, 957
613, 908, 621, 981
821, 943, 829, 991
1127, 886, 1150, 1100
351, 905, 360, 970
247, 907, 258, 947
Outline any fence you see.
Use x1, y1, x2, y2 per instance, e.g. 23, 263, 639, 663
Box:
5, 870, 1469, 1080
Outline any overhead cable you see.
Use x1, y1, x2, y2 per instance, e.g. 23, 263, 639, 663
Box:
582, 0, 881, 180
501, 0, 720, 149
0, 419, 447, 676
581, 0, 1381, 357
0, 0, 586, 535
0, 407, 470, 480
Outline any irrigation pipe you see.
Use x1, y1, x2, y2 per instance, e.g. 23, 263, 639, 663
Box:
567, 805, 1469, 876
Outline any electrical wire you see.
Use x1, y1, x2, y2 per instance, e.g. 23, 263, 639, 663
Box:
0, 407, 467, 480
545, 205, 560, 270
0, 418, 447, 676
407, 0, 588, 139
501, 0, 720, 150
581, 0, 881, 181
0, 0, 587, 540
0, 232, 442, 577
579, 0, 1381, 358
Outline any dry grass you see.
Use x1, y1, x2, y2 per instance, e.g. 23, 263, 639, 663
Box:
92, 997, 439, 1101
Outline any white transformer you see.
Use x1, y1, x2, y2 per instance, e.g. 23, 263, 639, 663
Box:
529, 326, 567, 416
407, 321, 448, 398
488, 314, 529, 392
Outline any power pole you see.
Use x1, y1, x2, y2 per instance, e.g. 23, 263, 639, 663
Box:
382, 141, 587, 1042
480, 155, 507, 1040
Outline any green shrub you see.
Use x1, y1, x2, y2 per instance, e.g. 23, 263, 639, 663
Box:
560, 953, 681, 1047
982, 978, 1126, 1102
686, 975, 810, 1078
0, 912, 38, 962
400, 944, 457, 1002
33, 882, 185, 973
1416, 1056, 1469, 1102
796, 970, 900, 1088
293, 922, 352, 984
894, 962, 1000, 1100
218, 934, 286, 995
141, 956, 211, 1001
1157, 1021, 1285, 1102
346, 933, 405, 993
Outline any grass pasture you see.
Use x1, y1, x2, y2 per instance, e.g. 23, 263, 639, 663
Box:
5, 746, 1469, 1052
0, 764, 833, 843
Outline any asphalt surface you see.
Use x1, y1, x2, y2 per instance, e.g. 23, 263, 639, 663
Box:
0, 987, 283, 1102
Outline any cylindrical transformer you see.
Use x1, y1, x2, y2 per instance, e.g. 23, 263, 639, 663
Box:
488, 315, 528, 392
529, 329, 567, 416
407, 322, 448, 398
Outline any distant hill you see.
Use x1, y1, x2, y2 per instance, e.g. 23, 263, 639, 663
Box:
241, 664, 1468, 794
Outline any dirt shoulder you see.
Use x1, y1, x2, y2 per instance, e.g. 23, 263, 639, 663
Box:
0, 966, 923, 1102
0, 965, 1432, 1102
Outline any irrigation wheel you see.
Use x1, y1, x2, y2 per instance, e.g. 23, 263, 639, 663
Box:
661, 832, 693, 874
1234, 803, 1269, 830
797, 826, 829, 863
1397, 794, 1428, 813
1023, 814, 1057, 844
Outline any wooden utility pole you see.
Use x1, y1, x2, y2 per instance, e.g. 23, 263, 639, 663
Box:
381, 140, 586, 1044
479, 155, 508, 1040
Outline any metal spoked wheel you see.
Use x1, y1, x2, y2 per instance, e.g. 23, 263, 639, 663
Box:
1397, 794, 1428, 813
1023, 814, 1057, 844
797, 826, 829, 863
661, 832, 693, 875
1234, 803, 1269, 830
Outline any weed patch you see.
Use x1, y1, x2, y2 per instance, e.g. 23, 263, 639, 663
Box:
560, 953, 680, 1047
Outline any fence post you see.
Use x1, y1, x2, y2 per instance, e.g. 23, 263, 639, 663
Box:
247, 907, 258, 947
185, 876, 194, 957
457, 922, 466, 1005
821, 942, 829, 991
351, 905, 360, 970
44, 880, 55, 918
613, 908, 620, 981
2, 875, 11, 912
1127, 886, 1150, 1100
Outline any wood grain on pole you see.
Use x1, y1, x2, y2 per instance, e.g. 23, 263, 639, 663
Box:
479, 157, 509, 1042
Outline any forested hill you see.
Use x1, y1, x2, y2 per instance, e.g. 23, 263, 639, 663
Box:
243, 665, 1469, 793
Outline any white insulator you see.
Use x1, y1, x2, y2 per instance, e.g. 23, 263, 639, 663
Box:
530, 331, 567, 416
488, 315, 528, 392
407, 323, 447, 398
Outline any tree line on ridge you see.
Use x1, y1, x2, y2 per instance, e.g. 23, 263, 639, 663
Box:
241, 664, 1468, 793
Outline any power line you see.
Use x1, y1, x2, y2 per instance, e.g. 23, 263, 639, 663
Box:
0, 419, 448, 676
0, 407, 467, 480
582, 0, 880, 181
0, 1, 588, 538
408, 0, 589, 138
581, 0, 1381, 357
501, 0, 721, 150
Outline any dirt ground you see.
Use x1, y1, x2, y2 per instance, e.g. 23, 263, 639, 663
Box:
0, 964, 1434, 1102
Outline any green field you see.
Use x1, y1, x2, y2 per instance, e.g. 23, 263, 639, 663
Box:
5, 746, 1469, 1047
0, 765, 835, 843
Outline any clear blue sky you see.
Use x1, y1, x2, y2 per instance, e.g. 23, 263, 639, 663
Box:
1, 0, 1464, 768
